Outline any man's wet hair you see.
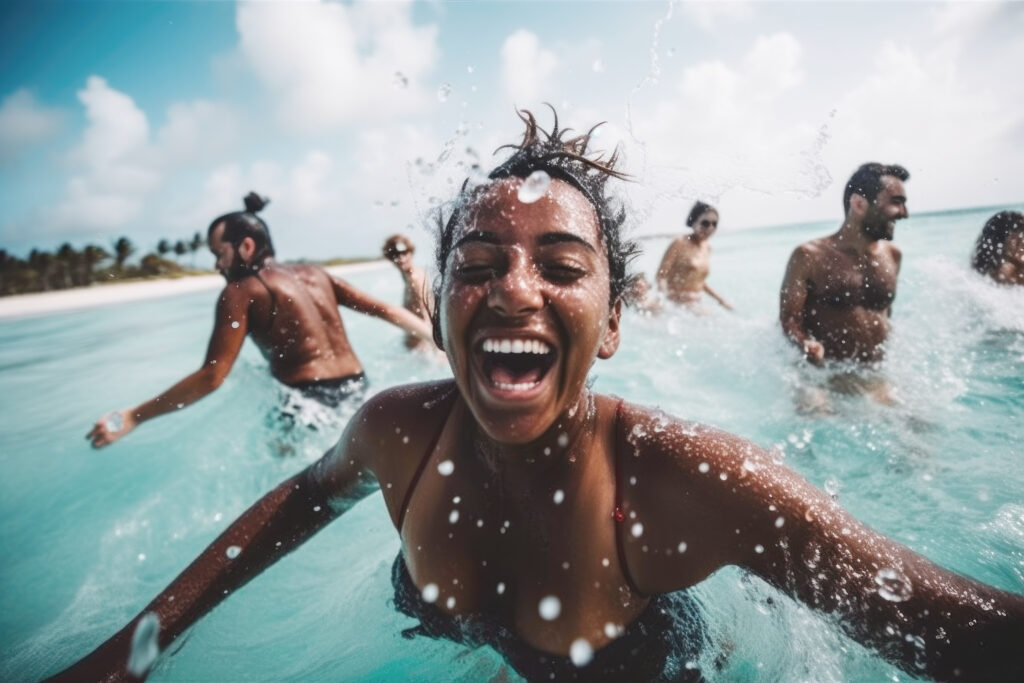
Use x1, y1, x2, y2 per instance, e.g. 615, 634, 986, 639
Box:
434, 107, 639, 307
972, 210, 1024, 274
207, 192, 276, 269
686, 201, 716, 228
843, 163, 910, 215
383, 234, 415, 261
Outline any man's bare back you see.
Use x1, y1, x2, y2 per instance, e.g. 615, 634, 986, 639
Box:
780, 164, 909, 365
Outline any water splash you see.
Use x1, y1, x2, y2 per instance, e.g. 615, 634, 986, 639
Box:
874, 568, 913, 602
569, 638, 594, 666
226, 545, 241, 559
517, 170, 551, 204
127, 612, 160, 677
104, 412, 123, 433
437, 83, 452, 102
538, 595, 561, 620
393, 72, 408, 89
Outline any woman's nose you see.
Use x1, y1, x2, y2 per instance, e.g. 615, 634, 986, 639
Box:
487, 251, 543, 317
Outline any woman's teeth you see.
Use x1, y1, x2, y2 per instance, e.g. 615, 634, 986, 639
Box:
481, 338, 551, 354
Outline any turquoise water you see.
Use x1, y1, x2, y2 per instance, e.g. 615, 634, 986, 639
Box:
1, 204, 1022, 681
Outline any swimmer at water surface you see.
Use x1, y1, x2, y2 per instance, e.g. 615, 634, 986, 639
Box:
383, 233, 436, 351
87, 193, 432, 448
55, 112, 1021, 682
780, 163, 909, 366
972, 210, 1024, 285
656, 201, 733, 311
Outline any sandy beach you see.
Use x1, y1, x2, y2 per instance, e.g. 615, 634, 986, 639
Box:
0, 261, 390, 321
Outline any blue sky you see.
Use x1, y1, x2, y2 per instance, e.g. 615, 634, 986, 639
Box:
1, 1, 1022, 261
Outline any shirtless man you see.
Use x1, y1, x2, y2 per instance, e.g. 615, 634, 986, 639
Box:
382, 234, 434, 351
657, 201, 733, 311
87, 194, 433, 448
780, 163, 909, 367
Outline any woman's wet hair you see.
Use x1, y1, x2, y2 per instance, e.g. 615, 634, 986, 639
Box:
434, 107, 639, 309
686, 201, 716, 228
383, 234, 415, 261
972, 210, 1024, 274
207, 192, 276, 269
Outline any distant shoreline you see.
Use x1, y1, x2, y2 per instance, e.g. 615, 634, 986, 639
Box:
0, 260, 390, 321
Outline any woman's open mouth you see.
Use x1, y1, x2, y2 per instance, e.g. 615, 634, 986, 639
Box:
478, 337, 557, 395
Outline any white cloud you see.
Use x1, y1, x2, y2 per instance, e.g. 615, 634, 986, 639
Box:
0, 89, 65, 164
682, 1, 754, 32
500, 30, 559, 105
235, 0, 440, 132
156, 100, 239, 167
930, 1, 1001, 38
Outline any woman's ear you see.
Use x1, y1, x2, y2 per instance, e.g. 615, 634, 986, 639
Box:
597, 299, 622, 359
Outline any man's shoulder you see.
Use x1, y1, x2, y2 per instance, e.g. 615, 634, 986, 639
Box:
787, 237, 832, 267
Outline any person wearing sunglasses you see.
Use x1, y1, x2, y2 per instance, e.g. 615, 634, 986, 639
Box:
383, 234, 435, 351
656, 201, 733, 311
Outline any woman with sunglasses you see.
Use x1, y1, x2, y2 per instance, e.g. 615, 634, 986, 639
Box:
656, 201, 733, 311
50, 111, 1022, 682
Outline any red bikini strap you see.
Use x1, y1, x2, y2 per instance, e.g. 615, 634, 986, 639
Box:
613, 398, 648, 597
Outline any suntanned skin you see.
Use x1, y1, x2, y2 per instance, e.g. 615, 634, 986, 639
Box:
54, 179, 1022, 682
780, 176, 908, 364
87, 224, 432, 448
387, 247, 435, 350
656, 208, 733, 310
988, 229, 1024, 285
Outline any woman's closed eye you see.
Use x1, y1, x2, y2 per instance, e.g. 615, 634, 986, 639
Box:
541, 261, 588, 283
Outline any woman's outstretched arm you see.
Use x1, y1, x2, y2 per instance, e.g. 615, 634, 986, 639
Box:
622, 411, 1024, 682
46, 430, 378, 682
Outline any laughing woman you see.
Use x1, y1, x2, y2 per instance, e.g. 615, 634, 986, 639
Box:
50, 112, 1022, 682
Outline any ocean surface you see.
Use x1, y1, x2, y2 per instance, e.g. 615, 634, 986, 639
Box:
1, 203, 1022, 681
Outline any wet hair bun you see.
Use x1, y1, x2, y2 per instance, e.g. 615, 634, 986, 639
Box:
243, 192, 269, 213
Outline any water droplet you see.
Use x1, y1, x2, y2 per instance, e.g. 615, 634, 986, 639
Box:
437, 460, 455, 476
677, 541, 688, 553
453, 496, 461, 504
226, 545, 241, 559
601, 558, 610, 567
698, 462, 710, 474
313, 505, 321, 512
569, 638, 594, 666
553, 489, 565, 504
775, 516, 785, 528
393, 72, 408, 89
631, 522, 644, 537
137, 553, 146, 562
517, 170, 552, 204
466, 65, 475, 74
824, 477, 840, 499
446, 596, 456, 609
539, 595, 561, 620
422, 583, 439, 603
437, 82, 452, 102
754, 544, 764, 554
127, 612, 160, 677
497, 582, 506, 595
230, 321, 240, 329
874, 568, 913, 602
476, 519, 484, 528
603, 622, 622, 639
592, 59, 604, 73
104, 412, 124, 432
449, 509, 460, 524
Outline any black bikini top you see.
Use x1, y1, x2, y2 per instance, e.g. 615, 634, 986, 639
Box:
390, 398, 706, 681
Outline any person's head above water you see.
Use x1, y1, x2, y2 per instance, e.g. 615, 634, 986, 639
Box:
207, 192, 276, 282
842, 162, 910, 241
430, 107, 639, 441
685, 200, 718, 241
972, 210, 1024, 277
383, 234, 415, 266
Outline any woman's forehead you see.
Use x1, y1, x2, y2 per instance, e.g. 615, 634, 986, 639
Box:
456, 177, 602, 245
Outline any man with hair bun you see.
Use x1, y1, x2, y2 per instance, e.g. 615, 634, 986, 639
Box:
780, 163, 909, 395
87, 193, 433, 448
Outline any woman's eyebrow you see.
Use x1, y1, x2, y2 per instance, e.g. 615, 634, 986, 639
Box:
538, 232, 597, 253
453, 230, 500, 249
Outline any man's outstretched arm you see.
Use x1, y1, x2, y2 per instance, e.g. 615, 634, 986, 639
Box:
88, 287, 250, 448
331, 276, 433, 342
779, 245, 824, 364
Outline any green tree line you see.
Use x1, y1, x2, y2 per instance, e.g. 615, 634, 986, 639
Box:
0, 232, 207, 297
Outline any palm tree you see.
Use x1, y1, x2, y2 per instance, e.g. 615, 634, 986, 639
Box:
114, 237, 134, 270
157, 239, 171, 257
82, 245, 110, 285
189, 232, 203, 269
173, 240, 188, 263
56, 243, 78, 288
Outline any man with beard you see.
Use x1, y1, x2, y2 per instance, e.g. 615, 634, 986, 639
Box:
779, 164, 908, 401
88, 193, 433, 448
